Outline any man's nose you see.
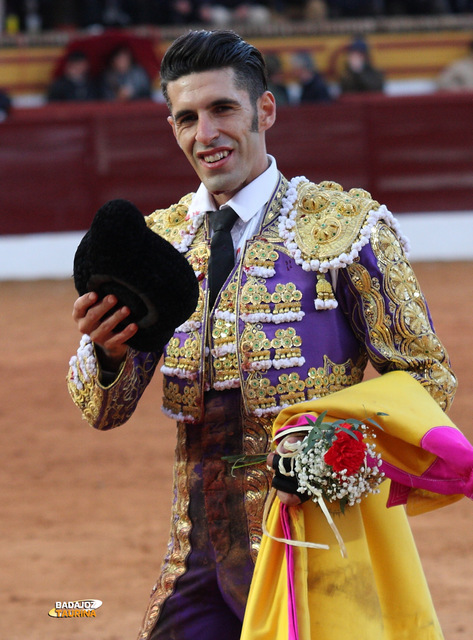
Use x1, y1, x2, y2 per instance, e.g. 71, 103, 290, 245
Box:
195, 114, 219, 145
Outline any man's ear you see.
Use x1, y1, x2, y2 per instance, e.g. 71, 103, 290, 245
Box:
167, 115, 178, 143
258, 91, 276, 132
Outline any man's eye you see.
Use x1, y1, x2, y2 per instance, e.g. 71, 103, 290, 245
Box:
177, 114, 196, 125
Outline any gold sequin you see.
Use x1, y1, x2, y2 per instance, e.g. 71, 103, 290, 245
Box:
240, 281, 272, 315
136, 425, 192, 639
272, 327, 302, 361
271, 282, 303, 316
145, 193, 194, 246
243, 240, 279, 270
347, 223, 456, 410
293, 181, 380, 262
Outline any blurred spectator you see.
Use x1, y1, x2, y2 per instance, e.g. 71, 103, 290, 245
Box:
79, 0, 137, 28
0, 89, 12, 121
276, 0, 327, 19
5, 0, 49, 32
199, 0, 271, 26
161, 0, 203, 24
339, 39, 385, 94
384, 0, 452, 13
327, 0, 384, 16
305, 0, 328, 18
265, 53, 290, 106
290, 51, 332, 104
437, 40, 473, 91
101, 45, 152, 101
47, 50, 100, 102
78, 0, 204, 27
448, 0, 473, 10
328, 0, 453, 13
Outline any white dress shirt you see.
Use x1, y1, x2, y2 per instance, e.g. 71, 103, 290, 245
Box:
188, 155, 280, 262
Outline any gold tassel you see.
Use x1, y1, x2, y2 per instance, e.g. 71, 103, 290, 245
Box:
315, 273, 337, 310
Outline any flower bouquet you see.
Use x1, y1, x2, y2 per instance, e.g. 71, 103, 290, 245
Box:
225, 411, 385, 514
225, 411, 385, 556
278, 412, 385, 513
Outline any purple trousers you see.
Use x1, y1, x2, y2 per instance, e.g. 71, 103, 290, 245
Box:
149, 390, 257, 640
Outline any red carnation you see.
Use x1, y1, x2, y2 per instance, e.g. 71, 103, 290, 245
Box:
324, 424, 366, 476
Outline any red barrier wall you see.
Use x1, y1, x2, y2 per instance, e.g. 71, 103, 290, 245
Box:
1, 92, 472, 236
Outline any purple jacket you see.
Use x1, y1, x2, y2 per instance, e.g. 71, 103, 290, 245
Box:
67, 175, 456, 430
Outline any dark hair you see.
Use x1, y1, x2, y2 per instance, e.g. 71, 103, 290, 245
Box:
67, 50, 88, 63
107, 45, 134, 66
160, 30, 268, 109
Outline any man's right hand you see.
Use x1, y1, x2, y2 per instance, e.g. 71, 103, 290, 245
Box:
72, 292, 138, 371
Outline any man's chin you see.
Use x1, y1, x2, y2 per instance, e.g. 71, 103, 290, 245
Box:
201, 176, 240, 201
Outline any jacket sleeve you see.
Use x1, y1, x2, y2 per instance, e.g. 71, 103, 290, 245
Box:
66, 334, 160, 430
336, 218, 457, 412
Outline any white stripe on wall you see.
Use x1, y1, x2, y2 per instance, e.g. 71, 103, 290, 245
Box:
1, 212, 472, 281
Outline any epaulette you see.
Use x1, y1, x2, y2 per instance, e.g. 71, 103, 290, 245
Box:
145, 193, 195, 252
278, 177, 408, 309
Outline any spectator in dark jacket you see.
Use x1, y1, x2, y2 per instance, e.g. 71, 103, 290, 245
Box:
291, 51, 332, 104
100, 45, 152, 101
47, 50, 99, 102
339, 39, 385, 94
0, 89, 12, 121
265, 53, 290, 106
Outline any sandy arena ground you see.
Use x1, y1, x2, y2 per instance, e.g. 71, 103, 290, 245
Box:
1, 262, 473, 639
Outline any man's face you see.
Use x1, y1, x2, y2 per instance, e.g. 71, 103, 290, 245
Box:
67, 59, 89, 81
347, 51, 365, 73
167, 68, 276, 205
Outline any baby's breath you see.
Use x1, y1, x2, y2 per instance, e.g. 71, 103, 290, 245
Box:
293, 420, 385, 512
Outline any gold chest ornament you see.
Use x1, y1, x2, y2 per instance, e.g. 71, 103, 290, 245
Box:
276, 178, 409, 309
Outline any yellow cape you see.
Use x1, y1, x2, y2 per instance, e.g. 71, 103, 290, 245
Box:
241, 371, 466, 640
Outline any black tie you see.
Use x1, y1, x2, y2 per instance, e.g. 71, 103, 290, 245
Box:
208, 206, 238, 309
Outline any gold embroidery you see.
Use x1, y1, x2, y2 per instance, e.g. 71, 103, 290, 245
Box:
305, 356, 365, 398
218, 282, 239, 315
315, 273, 336, 304
137, 424, 192, 640
242, 412, 273, 560
162, 380, 182, 417
384, 261, 422, 303
398, 299, 432, 336
244, 356, 366, 414
145, 194, 194, 246
163, 335, 200, 374
186, 285, 205, 326
349, 223, 456, 410
210, 310, 241, 383
371, 223, 404, 263
246, 373, 277, 413
240, 326, 272, 370
293, 181, 380, 262
67, 372, 103, 426
243, 240, 279, 271
261, 176, 289, 229
405, 334, 446, 362
213, 353, 240, 383
277, 372, 306, 405
271, 327, 302, 362
240, 280, 303, 319
163, 379, 201, 419
271, 282, 303, 316
182, 384, 201, 417
187, 243, 210, 277
68, 351, 156, 430
240, 280, 272, 316
212, 317, 236, 347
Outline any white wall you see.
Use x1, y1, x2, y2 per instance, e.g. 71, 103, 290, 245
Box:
1, 212, 472, 281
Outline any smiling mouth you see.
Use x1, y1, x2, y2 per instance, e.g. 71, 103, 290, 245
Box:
203, 150, 230, 163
